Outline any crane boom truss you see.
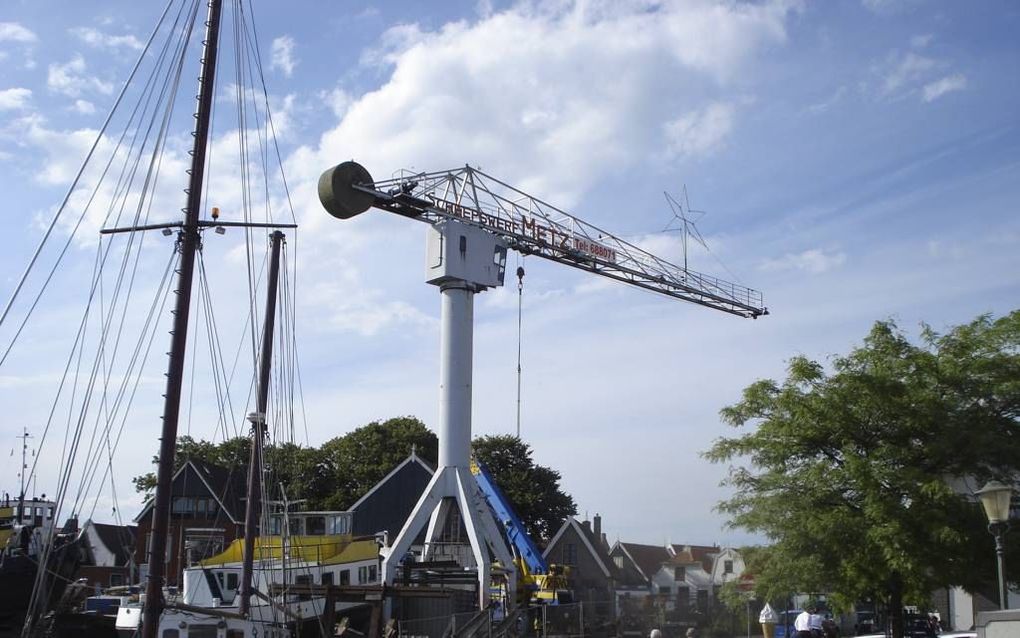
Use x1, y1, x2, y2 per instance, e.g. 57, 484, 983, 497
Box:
354, 166, 766, 318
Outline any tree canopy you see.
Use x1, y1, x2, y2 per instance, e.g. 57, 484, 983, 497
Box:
704, 311, 1020, 636
472, 434, 578, 542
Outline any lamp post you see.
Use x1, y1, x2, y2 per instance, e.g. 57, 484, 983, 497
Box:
976, 480, 1013, 610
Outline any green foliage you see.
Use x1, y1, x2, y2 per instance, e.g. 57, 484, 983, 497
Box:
471, 434, 577, 542
316, 416, 438, 510
705, 312, 1020, 618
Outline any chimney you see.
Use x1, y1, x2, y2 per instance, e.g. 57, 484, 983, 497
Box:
594, 513, 602, 539
602, 533, 608, 549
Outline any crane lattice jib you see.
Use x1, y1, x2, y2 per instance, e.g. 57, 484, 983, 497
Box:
353, 166, 766, 318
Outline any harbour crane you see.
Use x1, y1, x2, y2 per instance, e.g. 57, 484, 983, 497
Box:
318, 161, 767, 610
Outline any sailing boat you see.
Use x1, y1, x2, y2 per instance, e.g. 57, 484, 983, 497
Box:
0, 1, 315, 636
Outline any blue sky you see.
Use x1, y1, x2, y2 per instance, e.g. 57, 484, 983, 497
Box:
0, 0, 1018, 548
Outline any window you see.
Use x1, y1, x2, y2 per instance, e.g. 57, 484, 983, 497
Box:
358, 566, 367, 584
564, 543, 577, 565
188, 625, 217, 638
321, 572, 334, 586
723, 560, 733, 574
295, 574, 313, 601
613, 556, 624, 569
289, 517, 303, 536
184, 530, 224, 566
47, 507, 53, 519
306, 516, 326, 536
227, 631, 245, 638
674, 566, 686, 581
368, 565, 377, 582
339, 570, 350, 585
327, 515, 351, 535
162, 631, 179, 638
227, 572, 239, 591
172, 497, 195, 514
35, 507, 43, 516
110, 573, 125, 587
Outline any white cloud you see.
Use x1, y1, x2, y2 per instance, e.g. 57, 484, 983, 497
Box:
922, 73, 967, 102
322, 87, 352, 119
270, 36, 297, 77
0, 22, 37, 43
881, 51, 935, 95
72, 99, 96, 115
910, 33, 933, 49
0, 87, 32, 111
298, 0, 799, 209
70, 27, 144, 51
663, 102, 736, 159
759, 248, 846, 274
47, 55, 114, 98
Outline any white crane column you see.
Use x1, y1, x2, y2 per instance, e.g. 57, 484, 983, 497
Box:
381, 220, 515, 610
438, 282, 473, 469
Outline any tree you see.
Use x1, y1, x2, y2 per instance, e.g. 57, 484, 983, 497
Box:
704, 312, 1020, 638
471, 434, 577, 542
317, 416, 438, 510
132, 435, 252, 499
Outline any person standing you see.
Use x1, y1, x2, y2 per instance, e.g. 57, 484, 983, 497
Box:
794, 607, 814, 638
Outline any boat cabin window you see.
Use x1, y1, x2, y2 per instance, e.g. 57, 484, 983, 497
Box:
321, 572, 333, 585
162, 631, 179, 638
227, 631, 244, 638
339, 570, 350, 585
306, 516, 326, 535
188, 624, 217, 638
289, 517, 303, 536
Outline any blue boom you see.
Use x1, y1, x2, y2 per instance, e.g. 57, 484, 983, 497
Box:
470, 458, 549, 574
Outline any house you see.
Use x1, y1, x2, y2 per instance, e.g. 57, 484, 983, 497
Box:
610, 540, 750, 619
77, 520, 137, 589
544, 514, 621, 622
134, 457, 248, 587
347, 449, 434, 540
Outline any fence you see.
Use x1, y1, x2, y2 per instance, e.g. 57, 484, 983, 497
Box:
395, 602, 592, 638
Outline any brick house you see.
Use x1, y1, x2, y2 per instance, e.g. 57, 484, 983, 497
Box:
134, 458, 247, 588
544, 515, 621, 622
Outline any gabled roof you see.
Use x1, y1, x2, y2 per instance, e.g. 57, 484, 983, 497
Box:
670, 543, 720, 572
617, 541, 671, 580
85, 521, 137, 566
544, 517, 615, 579
348, 451, 434, 511
134, 458, 247, 524
348, 451, 434, 538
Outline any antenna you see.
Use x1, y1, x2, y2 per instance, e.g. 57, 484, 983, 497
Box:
662, 186, 709, 272
17, 427, 33, 502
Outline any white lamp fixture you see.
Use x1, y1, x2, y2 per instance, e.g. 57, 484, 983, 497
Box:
976, 480, 1013, 610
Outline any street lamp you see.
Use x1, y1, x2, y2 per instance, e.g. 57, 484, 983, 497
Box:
976, 480, 1013, 610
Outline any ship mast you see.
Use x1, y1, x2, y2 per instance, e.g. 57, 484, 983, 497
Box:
239, 230, 285, 616
142, 1, 223, 636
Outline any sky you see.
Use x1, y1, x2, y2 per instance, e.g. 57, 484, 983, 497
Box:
0, 0, 1018, 549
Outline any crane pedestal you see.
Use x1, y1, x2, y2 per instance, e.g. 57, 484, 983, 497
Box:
381, 221, 515, 609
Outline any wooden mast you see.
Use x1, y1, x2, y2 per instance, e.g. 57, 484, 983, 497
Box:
239, 230, 285, 616
141, 1, 223, 637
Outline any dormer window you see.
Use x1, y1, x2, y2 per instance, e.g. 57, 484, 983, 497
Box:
674, 566, 685, 581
